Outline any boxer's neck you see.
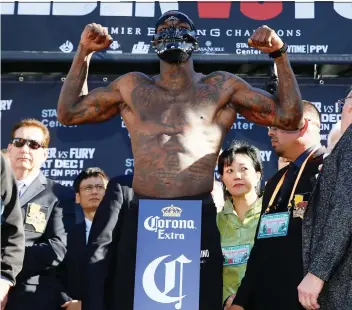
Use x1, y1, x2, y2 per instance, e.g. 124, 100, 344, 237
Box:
159, 59, 196, 90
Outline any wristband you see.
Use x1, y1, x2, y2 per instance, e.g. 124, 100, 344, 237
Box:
269, 43, 288, 59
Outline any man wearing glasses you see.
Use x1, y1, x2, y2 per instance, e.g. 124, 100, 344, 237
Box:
298, 86, 352, 310
229, 101, 325, 310
58, 167, 109, 310
5, 118, 75, 310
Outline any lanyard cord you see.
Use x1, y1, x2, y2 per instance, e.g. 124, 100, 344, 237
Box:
265, 148, 318, 214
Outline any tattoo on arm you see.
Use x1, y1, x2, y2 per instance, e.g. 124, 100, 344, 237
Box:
234, 89, 285, 127
94, 99, 100, 113
274, 55, 303, 129
231, 56, 303, 130
66, 89, 121, 124
203, 71, 238, 92
57, 48, 122, 125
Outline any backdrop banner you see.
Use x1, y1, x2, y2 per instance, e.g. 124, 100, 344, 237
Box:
1, 1, 351, 61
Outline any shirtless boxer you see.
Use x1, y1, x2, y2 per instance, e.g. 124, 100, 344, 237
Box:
57, 10, 304, 310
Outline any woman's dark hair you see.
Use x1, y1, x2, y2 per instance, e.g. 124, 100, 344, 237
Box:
218, 141, 264, 199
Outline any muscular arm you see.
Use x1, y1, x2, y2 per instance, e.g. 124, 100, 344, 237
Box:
57, 46, 123, 125
230, 55, 303, 130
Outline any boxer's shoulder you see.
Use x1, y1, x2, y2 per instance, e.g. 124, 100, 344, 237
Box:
128, 72, 153, 82
114, 72, 153, 87
109, 72, 154, 95
200, 71, 241, 90
202, 71, 235, 81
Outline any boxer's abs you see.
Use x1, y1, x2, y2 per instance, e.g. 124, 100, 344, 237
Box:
131, 135, 219, 198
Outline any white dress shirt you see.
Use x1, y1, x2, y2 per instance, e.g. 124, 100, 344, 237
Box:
84, 218, 92, 244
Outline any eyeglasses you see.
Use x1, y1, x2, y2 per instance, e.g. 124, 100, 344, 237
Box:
12, 138, 44, 150
80, 184, 106, 193
337, 96, 352, 113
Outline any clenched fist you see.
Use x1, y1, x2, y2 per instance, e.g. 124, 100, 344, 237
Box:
79, 23, 113, 54
248, 25, 283, 54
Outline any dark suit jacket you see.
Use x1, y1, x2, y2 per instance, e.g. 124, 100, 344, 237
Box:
6, 173, 75, 310
234, 147, 325, 309
1, 154, 25, 285
82, 177, 133, 310
302, 125, 352, 310
57, 221, 87, 304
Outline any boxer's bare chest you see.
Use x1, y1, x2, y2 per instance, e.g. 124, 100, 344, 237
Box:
119, 72, 236, 133
129, 79, 221, 130
118, 72, 236, 197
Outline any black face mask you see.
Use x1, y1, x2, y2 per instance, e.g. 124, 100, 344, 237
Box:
152, 12, 199, 64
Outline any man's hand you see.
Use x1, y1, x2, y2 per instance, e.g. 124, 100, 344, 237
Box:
248, 25, 283, 54
224, 294, 236, 309
0, 280, 11, 310
80, 23, 113, 54
61, 300, 82, 310
228, 305, 244, 310
298, 272, 324, 310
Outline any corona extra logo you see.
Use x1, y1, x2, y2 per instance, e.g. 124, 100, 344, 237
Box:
142, 255, 192, 308
161, 205, 182, 217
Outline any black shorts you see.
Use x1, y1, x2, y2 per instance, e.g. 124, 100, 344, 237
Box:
109, 193, 223, 310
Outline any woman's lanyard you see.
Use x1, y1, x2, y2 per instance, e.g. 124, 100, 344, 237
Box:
265, 148, 318, 214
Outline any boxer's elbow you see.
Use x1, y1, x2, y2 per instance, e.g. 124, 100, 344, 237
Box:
57, 98, 87, 126
57, 107, 74, 125
276, 108, 303, 130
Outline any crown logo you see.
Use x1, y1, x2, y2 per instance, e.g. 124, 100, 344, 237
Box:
161, 205, 182, 217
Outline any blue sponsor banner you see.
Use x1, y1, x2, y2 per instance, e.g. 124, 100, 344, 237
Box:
134, 199, 202, 310
1, 2, 352, 61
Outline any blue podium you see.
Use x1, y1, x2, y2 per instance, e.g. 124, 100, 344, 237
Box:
134, 200, 202, 310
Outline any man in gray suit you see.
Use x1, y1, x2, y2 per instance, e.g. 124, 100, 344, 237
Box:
1, 153, 25, 309
5, 119, 75, 310
299, 86, 352, 310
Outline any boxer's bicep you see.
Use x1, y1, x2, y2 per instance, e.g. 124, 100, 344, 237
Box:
77, 85, 122, 123
231, 83, 278, 126
205, 71, 278, 128
58, 82, 123, 125
230, 80, 293, 129
206, 72, 277, 127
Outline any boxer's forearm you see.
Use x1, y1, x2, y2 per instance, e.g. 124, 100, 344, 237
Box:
57, 45, 92, 123
275, 54, 304, 129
